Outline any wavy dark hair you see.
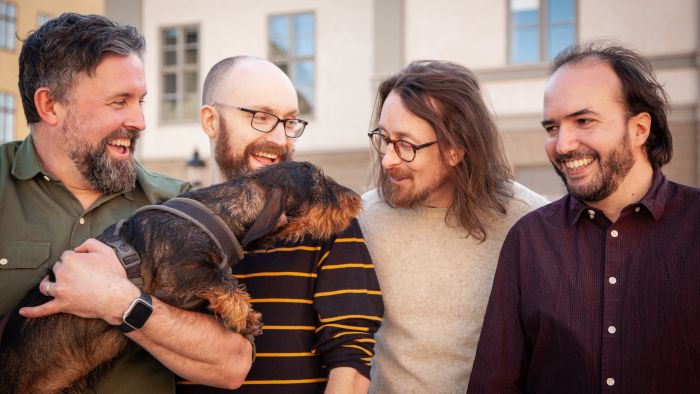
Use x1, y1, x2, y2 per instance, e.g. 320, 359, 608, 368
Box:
551, 42, 672, 168
372, 60, 513, 241
19, 13, 145, 124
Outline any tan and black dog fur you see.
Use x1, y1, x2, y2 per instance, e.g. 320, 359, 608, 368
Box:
0, 161, 361, 394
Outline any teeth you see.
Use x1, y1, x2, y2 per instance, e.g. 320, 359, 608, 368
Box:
255, 152, 278, 160
564, 157, 594, 169
110, 138, 131, 148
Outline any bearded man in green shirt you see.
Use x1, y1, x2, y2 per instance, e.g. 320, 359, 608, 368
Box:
0, 13, 252, 393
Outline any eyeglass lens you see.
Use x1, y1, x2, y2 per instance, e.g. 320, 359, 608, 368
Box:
251, 112, 305, 137
369, 133, 415, 161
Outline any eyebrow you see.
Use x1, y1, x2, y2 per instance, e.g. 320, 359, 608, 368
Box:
250, 105, 299, 118
541, 107, 599, 127
108, 91, 148, 100
375, 125, 412, 139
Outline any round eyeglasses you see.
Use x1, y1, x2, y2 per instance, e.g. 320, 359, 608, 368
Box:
367, 129, 437, 162
212, 103, 308, 138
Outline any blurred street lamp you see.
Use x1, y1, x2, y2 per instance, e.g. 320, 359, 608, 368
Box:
186, 149, 206, 188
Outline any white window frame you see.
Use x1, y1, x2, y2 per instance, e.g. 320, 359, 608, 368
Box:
508, 0, 577, 64
159, 24, 200, 123
268, 12, 316, 116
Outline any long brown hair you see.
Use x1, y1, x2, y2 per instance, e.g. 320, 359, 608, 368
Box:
372, 60, 513, 241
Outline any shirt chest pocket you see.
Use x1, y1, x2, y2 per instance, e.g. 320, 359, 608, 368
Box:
0, 240, 51, 270
0, 240, 51, 316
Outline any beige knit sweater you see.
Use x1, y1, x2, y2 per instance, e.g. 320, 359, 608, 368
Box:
359, 182, 547, 394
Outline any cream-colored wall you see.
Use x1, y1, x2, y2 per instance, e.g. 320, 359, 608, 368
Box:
401, 0, 698, 120
483, 79, 548, 116
580, 0, 697, 55
1, 0, 103, 140
658, 68, 698, 106
139, 0, 375, 162
403, 0, 507, 68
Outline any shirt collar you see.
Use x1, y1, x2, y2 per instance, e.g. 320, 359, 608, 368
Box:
567, 169, 669, 225
11, 135, 50, 181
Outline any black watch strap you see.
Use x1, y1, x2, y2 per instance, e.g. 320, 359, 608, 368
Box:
119, 291, 153, 333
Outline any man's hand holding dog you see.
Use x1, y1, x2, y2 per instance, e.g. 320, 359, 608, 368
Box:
20, 238, 253, 388
20, 238, 138, 324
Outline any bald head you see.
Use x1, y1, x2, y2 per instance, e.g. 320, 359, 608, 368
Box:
202, 56, 296, 107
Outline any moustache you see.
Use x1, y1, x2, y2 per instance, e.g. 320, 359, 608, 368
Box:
386, 168, 411, 181
98, 128, 140, 150
245, 140, 289, 157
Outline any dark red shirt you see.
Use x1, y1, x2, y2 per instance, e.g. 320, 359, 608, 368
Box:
468, 171, 700, 394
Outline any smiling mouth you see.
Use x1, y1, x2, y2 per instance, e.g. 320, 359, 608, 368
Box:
563, 156, 595, 170
108, 138, 132, 155
252, 151, 279, 164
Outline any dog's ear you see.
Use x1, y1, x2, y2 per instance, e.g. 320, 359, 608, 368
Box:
241, 188, 285, 247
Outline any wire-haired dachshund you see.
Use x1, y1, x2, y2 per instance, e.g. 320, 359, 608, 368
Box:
0, 161, 361, 394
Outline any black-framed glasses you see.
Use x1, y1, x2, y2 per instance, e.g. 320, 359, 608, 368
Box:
368, 129, 437, 162
211, 103, 308, 138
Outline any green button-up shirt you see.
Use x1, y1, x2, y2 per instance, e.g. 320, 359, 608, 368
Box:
0, 136, 191, 393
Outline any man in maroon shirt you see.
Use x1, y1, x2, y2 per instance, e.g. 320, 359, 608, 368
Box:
468, 43, 700, 393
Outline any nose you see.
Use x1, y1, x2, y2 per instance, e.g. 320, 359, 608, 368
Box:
124, 102, 146, 131
265, 121, 289, 146
381, 143, 402, 169
555, 124, 580, 155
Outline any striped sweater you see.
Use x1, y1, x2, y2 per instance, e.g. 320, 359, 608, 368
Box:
177, 218, 384, 394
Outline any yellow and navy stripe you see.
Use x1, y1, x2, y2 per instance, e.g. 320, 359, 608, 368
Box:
177, 218, 383, 393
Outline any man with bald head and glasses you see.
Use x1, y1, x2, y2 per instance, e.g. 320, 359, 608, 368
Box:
358, 60, 546, 393
177, 56, 383, 394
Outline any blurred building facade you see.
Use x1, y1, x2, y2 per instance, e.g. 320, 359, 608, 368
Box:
11, 1, 697, 198
0, 0, 103, 144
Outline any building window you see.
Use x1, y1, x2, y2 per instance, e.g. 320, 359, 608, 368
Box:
0, 1, 16, 51
37, 13, 52, 27
510, 0, 575, 64
268, 12, 315, 115
0, 93, 15, 143
160, 25, 199, 123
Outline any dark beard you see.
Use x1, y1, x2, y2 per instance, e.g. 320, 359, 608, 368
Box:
66, 124, 138, 195
553, 132, 634, 202
215, 116, 290, 180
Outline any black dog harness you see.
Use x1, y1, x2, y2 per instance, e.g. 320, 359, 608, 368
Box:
97, 197, 244, 288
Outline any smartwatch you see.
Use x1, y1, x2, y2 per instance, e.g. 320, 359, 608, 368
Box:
119, 290, 153, 333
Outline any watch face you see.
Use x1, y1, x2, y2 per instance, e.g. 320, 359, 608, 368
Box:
124, 299, 153, 329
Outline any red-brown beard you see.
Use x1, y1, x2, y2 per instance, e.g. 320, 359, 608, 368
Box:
382, 165, 450, 208
214, 116, 291, 180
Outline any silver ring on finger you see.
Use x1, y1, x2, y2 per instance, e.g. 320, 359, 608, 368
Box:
45, 281, 54, 296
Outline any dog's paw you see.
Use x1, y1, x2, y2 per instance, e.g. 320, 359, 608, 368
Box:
243, 310, 263, 337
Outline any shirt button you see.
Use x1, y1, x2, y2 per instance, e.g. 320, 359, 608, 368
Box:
79, 217, 85, 225
588, 209, 595, 219
610, 229, 619, 238
607, 377, 615, 386
0, 258, 7, 265
609, 276, 617, 284
608, 325, 616, 334
43, 175, 50, 181
634, 206, 641, 212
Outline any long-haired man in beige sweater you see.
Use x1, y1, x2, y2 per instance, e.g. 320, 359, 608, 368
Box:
358, 60, 547, 393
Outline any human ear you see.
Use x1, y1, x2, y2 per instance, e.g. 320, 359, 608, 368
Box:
200, 105, 220, 139
33, 88, 60, 126
629, 112, 651, 148
446, 147, 465, 167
